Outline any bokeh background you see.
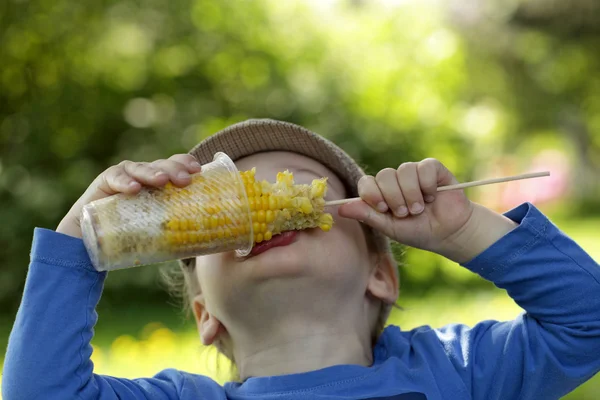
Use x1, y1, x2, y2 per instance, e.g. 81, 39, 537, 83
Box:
1, 0, 599, 398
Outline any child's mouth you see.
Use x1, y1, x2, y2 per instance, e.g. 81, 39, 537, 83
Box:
249, 231, 298, 257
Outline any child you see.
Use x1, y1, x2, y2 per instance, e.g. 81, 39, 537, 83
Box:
3, 119, 600, 400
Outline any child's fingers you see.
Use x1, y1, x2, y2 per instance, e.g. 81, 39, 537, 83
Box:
376, 168, 408, 217
396, 162, 424, 215
337, 199, 391, 235
120, 161, 170, 186
168, 153, 202, 173
416, 159, 438, 203
357, 175, 388, 212
429, 158, 460, 187
150, 159, 193, 187
101, 165, 142, 195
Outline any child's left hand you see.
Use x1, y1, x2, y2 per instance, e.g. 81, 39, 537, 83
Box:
338, 158, 477, 261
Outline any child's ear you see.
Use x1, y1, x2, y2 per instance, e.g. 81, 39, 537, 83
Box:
366, 253, 399, 304
192, 295, 227, 346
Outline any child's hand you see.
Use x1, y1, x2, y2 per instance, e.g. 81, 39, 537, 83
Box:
56, 154, 202, 239
338, 158, 477, 261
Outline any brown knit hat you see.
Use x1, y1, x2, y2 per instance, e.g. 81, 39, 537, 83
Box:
187, 118, 393, 256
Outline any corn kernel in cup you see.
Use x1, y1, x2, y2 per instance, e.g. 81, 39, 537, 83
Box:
81, 152, 336, 272
81, 152, 253, 272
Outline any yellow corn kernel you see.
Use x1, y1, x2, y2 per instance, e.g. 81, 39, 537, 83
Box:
266, 210, 275, 223
319, 214, 334, 225
166, 231, 176, 244
320, 224, 332, 232
260, 223, 267, 233
249, 197, 256, 211
210, 215, 218, 229
224, 215, 232, 225
218, 215, 225, 226
167, 219, 180, 231
254, 182, 262, 195
256, 233, 264, 243
269, 196, 277, 210
311, 179, 327, 198
224, 229, 232, 239
260, 180, 271, 194
257, 210, 266, 223
251, 211, 257, 223
261, 196, 269, 210
203, 217, 211, 229
216, 227, 225, 239
189, 232, 199, 243
296, 198, 313, 214
276, 170, 294, 186
192, 174, 204, 183
253, 222, 260, 234
264, 231, 272, 241
180, 219, 189, 230
173, 231, 183, 244
318, 214, 334, 231
231, 226, 239, 237
246, 184, 255, 197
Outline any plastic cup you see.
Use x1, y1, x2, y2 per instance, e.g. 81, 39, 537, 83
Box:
81, 152, 254, 272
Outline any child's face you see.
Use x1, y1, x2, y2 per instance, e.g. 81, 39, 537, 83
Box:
193, 151, 383, 346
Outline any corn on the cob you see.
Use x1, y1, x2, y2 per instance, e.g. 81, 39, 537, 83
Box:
82, 152, 334, 272
163, 168, 334, 248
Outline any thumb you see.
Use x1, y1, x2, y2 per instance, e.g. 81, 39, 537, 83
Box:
338, 200, 392, 234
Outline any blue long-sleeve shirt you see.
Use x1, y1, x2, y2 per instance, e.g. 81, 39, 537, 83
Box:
3, 202, 600, 399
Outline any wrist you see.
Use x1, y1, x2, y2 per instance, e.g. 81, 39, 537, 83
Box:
436, 203, 518, 264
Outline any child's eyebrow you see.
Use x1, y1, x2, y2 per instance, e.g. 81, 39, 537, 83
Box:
292, 167, 322, 177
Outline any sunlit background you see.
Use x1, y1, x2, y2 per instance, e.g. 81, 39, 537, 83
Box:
1, 0, 599, 398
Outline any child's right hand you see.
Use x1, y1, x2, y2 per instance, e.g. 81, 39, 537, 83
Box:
338, 158, 518, 263
56, 154, 202, 239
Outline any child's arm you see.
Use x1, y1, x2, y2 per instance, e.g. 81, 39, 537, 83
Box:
2, 154, 221, 400
339, 159, 600, 399
2, 229, 186, 399
437, 202, 600, 399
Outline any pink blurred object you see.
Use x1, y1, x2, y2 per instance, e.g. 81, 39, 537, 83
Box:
501, 149, 569, 208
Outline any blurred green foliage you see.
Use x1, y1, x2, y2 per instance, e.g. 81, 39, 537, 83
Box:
1, 0, 600, 397
2, 0, 598, 305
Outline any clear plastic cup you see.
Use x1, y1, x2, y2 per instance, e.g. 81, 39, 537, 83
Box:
81, 152, 254, 272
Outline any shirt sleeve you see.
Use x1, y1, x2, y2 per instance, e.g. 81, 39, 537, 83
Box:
435, 202, 600, 400
2, 228, 184, 400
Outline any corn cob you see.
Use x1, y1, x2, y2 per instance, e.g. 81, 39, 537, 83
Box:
162, 168, 334, 248
82, 152, 334, 272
